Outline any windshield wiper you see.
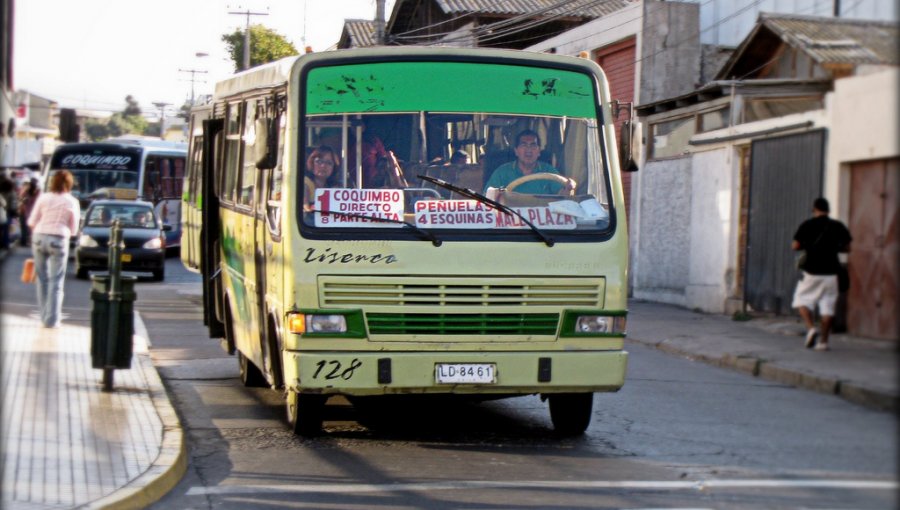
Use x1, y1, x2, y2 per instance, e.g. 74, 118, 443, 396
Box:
417, 175, 555, 247
311, 209, 442, 247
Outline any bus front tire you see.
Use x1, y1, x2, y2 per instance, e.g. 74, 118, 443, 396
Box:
548, 393, 594, 436
286, 390, 326, 436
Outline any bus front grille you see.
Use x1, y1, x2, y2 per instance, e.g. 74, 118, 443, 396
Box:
319, 277, 603, 308
366, 313, 559, 335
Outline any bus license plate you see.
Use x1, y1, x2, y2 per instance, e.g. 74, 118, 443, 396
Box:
120, 253, 132, 262
435, 363, 496, 384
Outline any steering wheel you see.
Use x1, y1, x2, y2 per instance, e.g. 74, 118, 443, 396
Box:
505, 173, 576, 196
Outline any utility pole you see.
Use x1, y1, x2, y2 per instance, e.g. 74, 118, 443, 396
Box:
152, 102, 171, 139
229, 7, 269, 71
178, 68, 208, 105
375, 0, 386, 46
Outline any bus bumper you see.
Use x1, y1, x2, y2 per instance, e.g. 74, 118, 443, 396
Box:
283, 350, 627, 396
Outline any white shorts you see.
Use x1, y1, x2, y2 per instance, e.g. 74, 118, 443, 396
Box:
792, 272, 839, 316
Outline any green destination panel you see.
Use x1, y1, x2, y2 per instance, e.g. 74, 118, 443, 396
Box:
306, 61, 596, 117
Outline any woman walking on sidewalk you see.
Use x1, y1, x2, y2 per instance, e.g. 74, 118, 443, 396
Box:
27, 170, 80, 328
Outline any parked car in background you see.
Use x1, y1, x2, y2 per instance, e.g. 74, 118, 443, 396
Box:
75, 199, 170, 281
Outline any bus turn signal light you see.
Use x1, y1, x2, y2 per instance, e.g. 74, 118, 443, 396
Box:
288, 313, 348, 334
288, 313, 306, 334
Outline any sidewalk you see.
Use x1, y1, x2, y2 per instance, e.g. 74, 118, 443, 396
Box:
0, 303, 184, 509
1, 240, 896, 508
627, 300, 899, 413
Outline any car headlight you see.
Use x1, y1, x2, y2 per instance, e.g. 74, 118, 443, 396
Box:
143, 237, 163, 249
78, 234, 99, 248
574, 315, 627, 334
287, 314, 348, 334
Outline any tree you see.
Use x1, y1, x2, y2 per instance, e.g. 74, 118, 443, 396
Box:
177, 100, 192, 121
124, 95, 142, 117
222, 24, 299, 71
83, 96, 149, 141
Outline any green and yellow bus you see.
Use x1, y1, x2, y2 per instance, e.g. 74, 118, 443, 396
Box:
182, 47, 632, 436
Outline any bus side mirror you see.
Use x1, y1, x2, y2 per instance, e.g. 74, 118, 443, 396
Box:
255, 117, 279, 170
619, 120, 639, 173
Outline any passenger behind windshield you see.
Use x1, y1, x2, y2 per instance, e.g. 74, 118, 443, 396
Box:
132, 210, 154, 228
87, 207, 113, 227
449, 150, 469, 166
484, 130, 574, 195
303, 145, 343, 211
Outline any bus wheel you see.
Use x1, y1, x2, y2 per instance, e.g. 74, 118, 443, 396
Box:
548, 393, 593, 436
238, 351, 267, 388
286, 390, 325, 436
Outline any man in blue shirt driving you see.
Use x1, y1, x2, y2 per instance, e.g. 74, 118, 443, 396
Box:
484, 130, 573, 195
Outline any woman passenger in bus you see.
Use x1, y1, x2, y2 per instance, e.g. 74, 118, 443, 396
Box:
303, 145, 345, 211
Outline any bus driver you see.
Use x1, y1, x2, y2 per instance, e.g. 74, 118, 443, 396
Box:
484, 130, 575, 195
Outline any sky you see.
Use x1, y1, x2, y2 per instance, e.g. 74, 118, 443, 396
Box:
14, 0, 395, 118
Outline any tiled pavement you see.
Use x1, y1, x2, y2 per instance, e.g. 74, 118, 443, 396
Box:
0, 308, 184, 510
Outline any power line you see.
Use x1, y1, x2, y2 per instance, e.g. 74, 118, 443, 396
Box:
392, 0, 616, 45
594, 0, 839, 81
179, 68, 209, 106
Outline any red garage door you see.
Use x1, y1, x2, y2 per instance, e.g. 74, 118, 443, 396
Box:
596, 37, 636, 225
848, 158, 899, 341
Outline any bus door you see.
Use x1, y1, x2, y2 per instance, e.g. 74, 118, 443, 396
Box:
201, 117, 225, 338
251, 96, 285, 386
225, 98, 266, 378
182, 127, 204, 271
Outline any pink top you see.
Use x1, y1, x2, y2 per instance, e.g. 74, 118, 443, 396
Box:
27, 192, 80, 238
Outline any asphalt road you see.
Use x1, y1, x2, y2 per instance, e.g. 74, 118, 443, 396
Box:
146, 258, 897, 510
2, 253, 896, 509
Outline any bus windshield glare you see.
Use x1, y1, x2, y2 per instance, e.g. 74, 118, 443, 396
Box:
301, 61, 613, 237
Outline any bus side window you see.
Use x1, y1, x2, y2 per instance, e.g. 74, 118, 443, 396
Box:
222, 101, 243, 204
157, 156, 185, 199
188, 140, 202, 204
237, 98, 258, 208
265, 114, 285, 236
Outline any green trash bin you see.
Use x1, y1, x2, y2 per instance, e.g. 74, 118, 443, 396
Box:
90, 274, 137, 369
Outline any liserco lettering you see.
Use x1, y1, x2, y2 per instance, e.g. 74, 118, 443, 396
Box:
61, 154, 132, 167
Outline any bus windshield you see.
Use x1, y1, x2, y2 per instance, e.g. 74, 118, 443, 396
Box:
301, 61, 613, 238
49, 145, 142, 201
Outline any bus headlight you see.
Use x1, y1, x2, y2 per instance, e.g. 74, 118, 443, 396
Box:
288, 313, 347, 334
78, 235, 99, 248
575, 315, 626, 334
143, 237, 163, 249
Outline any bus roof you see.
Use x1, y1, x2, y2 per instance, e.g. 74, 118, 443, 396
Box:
211, 47, 607, 102
214, 56, 297, 100
105, 136, 188, 152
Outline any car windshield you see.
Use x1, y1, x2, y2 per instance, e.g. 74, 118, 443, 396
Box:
86, 204, 158, 229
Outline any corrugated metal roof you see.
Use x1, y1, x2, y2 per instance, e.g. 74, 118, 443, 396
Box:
344, 19, 377, 48
761, 12, 898, 65
435, 0, 631, 19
